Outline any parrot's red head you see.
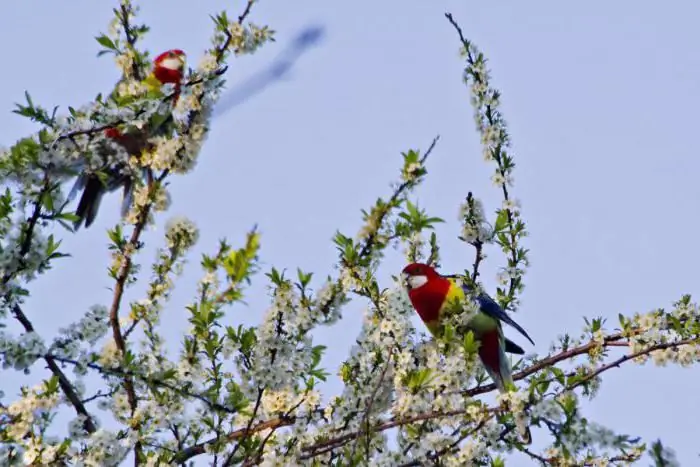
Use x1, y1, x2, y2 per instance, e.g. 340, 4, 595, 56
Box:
402, 263, 441, 290
402, 262, 450, 325
152, 49, 186, 84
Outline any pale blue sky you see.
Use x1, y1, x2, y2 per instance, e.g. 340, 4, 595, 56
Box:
1, 1, 698, 464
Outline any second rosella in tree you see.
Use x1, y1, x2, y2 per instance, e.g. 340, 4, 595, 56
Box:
70, 49, 186, 229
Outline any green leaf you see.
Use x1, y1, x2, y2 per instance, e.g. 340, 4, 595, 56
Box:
406, 368, 433, 393
462, 330, 480, 355
95, 34, 117, 50
40, 191, 54, 212
494, 209, 509, 233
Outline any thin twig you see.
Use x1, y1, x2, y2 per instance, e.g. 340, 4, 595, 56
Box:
119, 2, 143, 81
566, 338, 696, 392
223, 387, 264, 465
350, 346, 394, 461
11, 304, 97, 433
446, 12, 525, 310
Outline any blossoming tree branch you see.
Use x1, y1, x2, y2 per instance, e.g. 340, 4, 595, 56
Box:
0, 2, 694, 465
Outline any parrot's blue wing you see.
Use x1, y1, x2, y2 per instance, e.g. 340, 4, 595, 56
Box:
475, 292, 535, 346
447, 276, 535, 346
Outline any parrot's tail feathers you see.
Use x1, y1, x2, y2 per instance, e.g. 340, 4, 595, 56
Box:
74, 177, 104, 230
504, 338, 525, 355
68, 175, 87, 203
478, 330, 514, 394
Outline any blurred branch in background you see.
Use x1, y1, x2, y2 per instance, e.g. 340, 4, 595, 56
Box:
212, 24, 326, 118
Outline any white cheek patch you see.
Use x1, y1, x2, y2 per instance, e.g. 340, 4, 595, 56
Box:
408, 275, 428, 289
160, 57, 184, 70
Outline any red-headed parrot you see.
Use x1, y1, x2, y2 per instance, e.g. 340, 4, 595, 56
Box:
70, 49, 186, 229
402, 262, 534, 441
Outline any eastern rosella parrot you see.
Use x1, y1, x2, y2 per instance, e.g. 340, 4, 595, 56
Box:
70, 49, 186, 229
402, 262, 534, 390
402, 262, 534, 441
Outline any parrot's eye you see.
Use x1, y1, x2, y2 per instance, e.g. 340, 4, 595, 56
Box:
168, 52, 175, 57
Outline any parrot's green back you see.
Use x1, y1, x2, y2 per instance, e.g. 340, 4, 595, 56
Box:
435, 279, 501, 335
434, 278, 516, 392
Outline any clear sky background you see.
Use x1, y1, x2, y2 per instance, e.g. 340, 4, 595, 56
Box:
1, 1, 698, 464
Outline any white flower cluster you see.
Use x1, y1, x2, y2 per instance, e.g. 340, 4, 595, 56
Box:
21, 437, 64, 466
309, 288, 414, 451
490, 169, 513, 187
458, 196, 492, 244
401, 160, 423, 183
164, 216, 199, 251
50, 305, 109, 358
0, 228, 50, 286
628, 300, 700, 367
311, 278, 345, 323
247, 284, 318, 395
70, 428, 131, 466
124, 182, 171, 225
1, 382, 60, 441
227, 23, 276, 56
403, 231, 426, 262
461, 45, 507, 163
222, 279, 348, 462
0, 330, 45, 371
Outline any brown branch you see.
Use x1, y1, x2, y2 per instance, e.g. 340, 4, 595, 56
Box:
108, 182, 155, 464
471, 238, 484, 281
11, 304, 97, 434
171, 416, 294, 464
241, 396, 309, 466
357, 135, 439, 261
238, 0, 256, 24
300, 408, 480, 460
518, 444, 641, 467
462, 191, 485, 281
398, 420, 489, 467
566, 338, 696, 392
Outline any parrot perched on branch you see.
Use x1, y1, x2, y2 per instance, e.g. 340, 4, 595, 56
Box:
402, 262, 534, 441
70, 49, 186, 229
